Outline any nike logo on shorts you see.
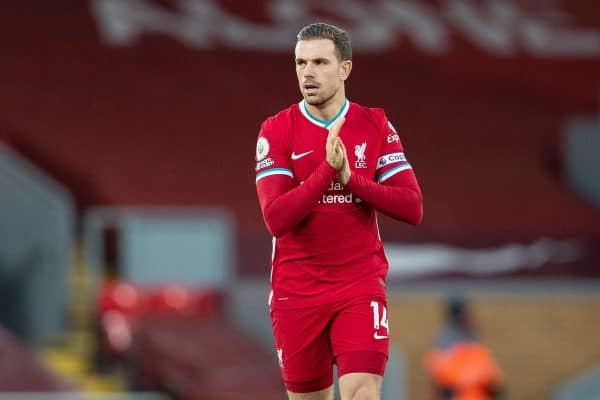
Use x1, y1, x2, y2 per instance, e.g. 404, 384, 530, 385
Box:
291, 150, 314, 160
374, 333, 388, 340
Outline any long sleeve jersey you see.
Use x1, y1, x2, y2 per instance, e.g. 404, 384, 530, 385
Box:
255, 99, 423, 309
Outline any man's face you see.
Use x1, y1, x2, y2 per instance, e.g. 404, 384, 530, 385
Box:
295, 39, 349, 106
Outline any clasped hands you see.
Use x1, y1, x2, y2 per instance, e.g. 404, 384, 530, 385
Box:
326, 117, 351, 185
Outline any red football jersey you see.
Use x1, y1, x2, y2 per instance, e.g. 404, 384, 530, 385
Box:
255, 99, 421, 310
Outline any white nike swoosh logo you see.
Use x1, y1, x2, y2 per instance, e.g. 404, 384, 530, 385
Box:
291, 150, 314, 160
374, 333, 389, 340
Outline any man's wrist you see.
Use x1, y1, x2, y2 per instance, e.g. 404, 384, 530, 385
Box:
321, 160, 339, 178
344, 170, 359, 189
339, 169, 351, 185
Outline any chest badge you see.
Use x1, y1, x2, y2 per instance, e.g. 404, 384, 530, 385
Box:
354, 142, 367, 168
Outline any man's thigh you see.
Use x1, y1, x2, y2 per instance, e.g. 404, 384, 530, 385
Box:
271, 305, 335, 393
330, 296, 390, 377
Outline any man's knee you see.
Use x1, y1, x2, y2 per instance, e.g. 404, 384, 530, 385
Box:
349, 384, 380, 400
287, 385, 334, 400
339, 372, 382, 400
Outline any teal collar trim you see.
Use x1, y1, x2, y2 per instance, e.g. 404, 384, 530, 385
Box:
299, 98, 349, 129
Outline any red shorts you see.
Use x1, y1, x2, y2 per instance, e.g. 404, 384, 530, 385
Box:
270, 295, 389, 393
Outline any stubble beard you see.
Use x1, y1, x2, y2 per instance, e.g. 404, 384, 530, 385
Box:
304, 89, 336, 108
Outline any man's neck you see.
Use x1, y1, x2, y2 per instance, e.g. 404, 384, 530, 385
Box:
304, 92, 346, 122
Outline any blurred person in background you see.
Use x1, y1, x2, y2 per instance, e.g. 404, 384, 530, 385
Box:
254, 22, 423, 400
425, 297, 504, 400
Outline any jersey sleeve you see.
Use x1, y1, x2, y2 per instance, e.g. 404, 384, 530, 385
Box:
375, 118, 413, 183
255, 118, 293, 184
345, 113, 423, 225
255, 117, 337, 237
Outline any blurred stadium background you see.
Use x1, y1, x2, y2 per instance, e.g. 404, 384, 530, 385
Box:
1, 1, 599, 399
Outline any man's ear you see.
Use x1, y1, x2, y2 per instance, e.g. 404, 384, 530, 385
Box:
340, 60, 352, 81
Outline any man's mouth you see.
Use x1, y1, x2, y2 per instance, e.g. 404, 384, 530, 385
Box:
303, 83, 319, 94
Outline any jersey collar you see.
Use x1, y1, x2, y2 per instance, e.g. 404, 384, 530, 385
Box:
298, 98, 350, 129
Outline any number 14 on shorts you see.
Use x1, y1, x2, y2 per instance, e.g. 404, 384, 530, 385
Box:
370, 300, 389, 339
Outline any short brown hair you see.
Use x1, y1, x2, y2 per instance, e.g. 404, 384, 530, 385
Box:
297, 22, 352, 61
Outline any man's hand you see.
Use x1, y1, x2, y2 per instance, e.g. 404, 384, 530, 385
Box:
326, 117, 345, 170
338, 141, 351, 185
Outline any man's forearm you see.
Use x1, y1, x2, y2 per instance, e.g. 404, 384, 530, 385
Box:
258, 161, 338, 237
345, 171, 423, 225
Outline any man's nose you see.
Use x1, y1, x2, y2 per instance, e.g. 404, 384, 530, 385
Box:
303, 63, 315, 77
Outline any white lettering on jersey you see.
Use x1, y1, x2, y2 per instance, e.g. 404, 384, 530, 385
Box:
377, 152, 407, 170
354, 142, 367, 168
319, 194, 356, 204
387, 133, 400, 143
328, 181, 344, 191
319, 182, 360, 204
256, 157, 275, 171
